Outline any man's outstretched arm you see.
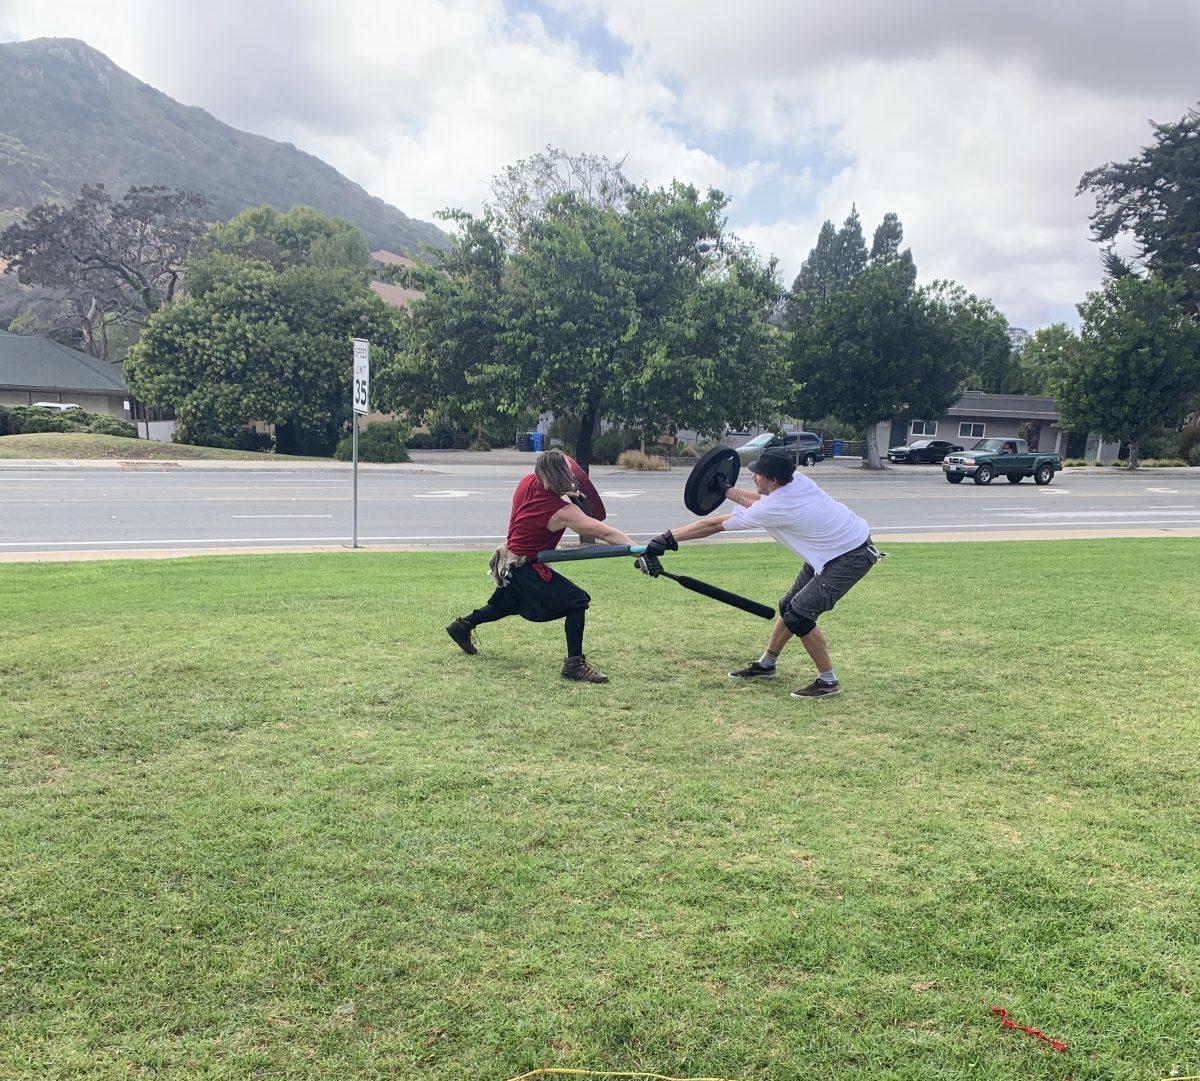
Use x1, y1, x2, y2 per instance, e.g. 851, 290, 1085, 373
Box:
723, 486, 760, 509
643, 514, 732, 555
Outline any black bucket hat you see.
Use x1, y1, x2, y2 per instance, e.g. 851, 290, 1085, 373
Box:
747, 446, 796, 480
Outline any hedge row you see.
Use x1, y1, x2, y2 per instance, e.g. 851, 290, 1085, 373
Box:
0, 405, 138, 439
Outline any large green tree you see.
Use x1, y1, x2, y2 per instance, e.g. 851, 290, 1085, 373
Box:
790, 206, 871, 317
1051, 274, 1200, 468
499, 184, 787, 467
792, 260, 975, 467
0, 184, 208, 358
1078, 107, 1200, 316
206, 205, 374, 274
928, 283, 1019, 393
486, 146, 633, 252
1018, 323, 1079, 396
376, 209, 513, 444
395, 180, 787, 469
126, 209, 400, 455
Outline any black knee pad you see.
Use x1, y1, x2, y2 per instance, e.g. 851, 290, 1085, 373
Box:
782, 608, 816, 637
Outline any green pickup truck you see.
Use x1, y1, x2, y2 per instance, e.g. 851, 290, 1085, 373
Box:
942, 438, 1062, 485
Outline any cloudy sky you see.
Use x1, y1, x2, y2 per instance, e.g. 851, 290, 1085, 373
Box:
2, 0, 1197, 328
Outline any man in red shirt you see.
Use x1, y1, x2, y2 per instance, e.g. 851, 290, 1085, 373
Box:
446, 449, 634, 683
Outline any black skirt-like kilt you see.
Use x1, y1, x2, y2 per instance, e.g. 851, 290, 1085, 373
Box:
488, 563, 591, 623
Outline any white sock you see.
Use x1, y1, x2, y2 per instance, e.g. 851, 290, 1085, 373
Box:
757, 652, 777, 668
819, 669, 837, 684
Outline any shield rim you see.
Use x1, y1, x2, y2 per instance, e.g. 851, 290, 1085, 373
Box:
684, 446, 740, 515
566, 454, 607, 521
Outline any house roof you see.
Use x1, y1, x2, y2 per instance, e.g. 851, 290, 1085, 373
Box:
0, 330, 129, 393
946, 391, 1059, 421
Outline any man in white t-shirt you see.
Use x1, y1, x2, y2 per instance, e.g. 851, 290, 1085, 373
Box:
641, 446, 880, 698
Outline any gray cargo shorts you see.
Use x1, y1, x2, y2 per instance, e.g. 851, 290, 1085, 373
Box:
781, 539, 882, 624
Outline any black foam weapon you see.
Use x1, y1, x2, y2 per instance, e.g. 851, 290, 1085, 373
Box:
538, 544, 774, 621
658, 568, 774, 620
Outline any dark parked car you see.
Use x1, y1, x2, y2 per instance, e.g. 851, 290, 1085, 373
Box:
735, 431, 825, 467
887, 438, 963, 464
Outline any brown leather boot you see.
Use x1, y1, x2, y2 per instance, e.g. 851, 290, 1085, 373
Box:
446, 618, 478, 655
561, 654, 609, 683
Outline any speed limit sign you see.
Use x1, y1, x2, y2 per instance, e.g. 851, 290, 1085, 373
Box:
353, 338, 370, 415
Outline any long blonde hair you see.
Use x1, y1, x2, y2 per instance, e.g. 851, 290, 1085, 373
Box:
534, 448, 577, 496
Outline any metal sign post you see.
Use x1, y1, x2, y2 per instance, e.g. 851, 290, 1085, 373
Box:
352, 339, 370, 548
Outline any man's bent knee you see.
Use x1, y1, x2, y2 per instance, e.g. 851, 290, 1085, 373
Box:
782, 608, 816, 637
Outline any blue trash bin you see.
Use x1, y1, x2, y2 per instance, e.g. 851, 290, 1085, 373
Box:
531, 431, 545, 452
832, 439, 843, 456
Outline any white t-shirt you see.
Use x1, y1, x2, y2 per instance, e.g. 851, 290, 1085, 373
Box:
722, 473, 870, 573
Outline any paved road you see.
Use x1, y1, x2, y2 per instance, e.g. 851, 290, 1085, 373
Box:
2, 461, 1199, 556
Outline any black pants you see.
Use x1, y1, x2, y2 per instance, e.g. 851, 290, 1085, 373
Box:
464, 603, 586, 656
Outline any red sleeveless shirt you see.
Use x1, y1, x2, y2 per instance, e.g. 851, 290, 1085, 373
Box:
506, 473, 568, 579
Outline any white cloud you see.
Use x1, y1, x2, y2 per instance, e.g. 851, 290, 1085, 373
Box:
2, 0, 1197, 327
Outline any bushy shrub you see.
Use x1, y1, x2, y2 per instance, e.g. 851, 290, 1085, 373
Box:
427, 421, 458, 449
233, 428, 273, 452
177, 428, 235, 449
84, 414, 139, 438
0, 405, 138, 438
335, 420, 411, 462
1179, 424, 1200, 458
1189, 444, 1200, 466
589, 428, 640, 464
406, 431, 437, 450
617, 450, 669, 471
1139, 427, 1181, 459
673, 444, 698, 458
11, 409, 78, 433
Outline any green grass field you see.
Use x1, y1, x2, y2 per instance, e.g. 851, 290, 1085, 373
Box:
0, 432, 323, 460
2, 540, 1198, 1079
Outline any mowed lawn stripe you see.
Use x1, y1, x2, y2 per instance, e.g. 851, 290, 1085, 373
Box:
1, 540, 1197, 1079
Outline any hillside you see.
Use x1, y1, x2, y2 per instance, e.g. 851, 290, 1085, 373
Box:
0, 37, 448, 253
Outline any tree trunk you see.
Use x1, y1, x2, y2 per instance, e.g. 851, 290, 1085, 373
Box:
862, 423, 884, 469
96, 309, 109, 362
1127, 439, 1139, 470
574, 400, 601, 472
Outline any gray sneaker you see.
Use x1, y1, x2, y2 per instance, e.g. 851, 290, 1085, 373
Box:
729, 660, 776, 679
790, 678, 841, 699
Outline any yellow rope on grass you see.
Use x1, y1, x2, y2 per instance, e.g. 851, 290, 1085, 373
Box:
506, 1070, 739, 1081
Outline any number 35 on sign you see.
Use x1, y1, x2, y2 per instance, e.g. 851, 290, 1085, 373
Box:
353, 339, 370, 415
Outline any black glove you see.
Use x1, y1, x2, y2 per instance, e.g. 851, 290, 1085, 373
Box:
634, 554, 663, 577
708, 473, 731, 495
644, 530, 678, 558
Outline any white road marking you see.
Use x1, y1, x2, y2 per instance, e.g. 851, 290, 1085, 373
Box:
992, 509, 1200, 520
598, 490, 645, 498
412, 490, 480, 499
870, 520, 1200, 532
1146, 487, 1179, 494
231, 514, 334, 519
